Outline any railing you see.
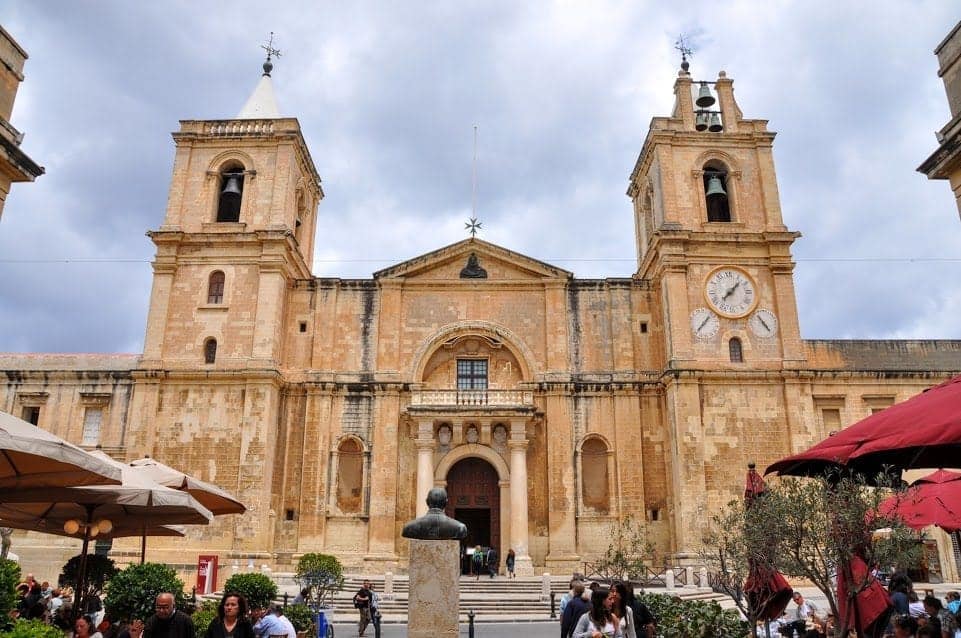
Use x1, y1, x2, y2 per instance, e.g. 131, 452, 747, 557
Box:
578, 563, 712, 589
409, 389, 534, 407
203, 120, 276, 136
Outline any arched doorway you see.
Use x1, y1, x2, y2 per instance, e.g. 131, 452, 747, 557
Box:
445, 457, 500, 574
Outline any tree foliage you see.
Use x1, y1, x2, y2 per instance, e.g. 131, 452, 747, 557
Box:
284, 603, 315, 632
0, 559, 21, 630
222, 572, 277, 611
637, 592, 748, 637
591, 514, 656, 585
0, 619, 64, 638
104, 562, 187, 623
701, 471, 923, 638
294, 553, 344, 609
191, 599, 219, 636
61, 553, 118, 609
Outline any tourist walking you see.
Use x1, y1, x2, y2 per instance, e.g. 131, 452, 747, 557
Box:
204, 593, 254, 638
487, 546, 499, 578
506, 549, 516, 579
352, 579, 374, 637
606, 582, 636, 638
560, 581, 590, 638
572, 588, 618, 638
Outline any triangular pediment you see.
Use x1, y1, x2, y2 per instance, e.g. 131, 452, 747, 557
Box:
373, 238, 571, 281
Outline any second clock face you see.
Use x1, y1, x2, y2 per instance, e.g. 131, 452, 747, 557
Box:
704, 267, 757, 318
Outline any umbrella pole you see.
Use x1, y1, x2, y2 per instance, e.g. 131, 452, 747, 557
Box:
76, 529, 91, 621
141, 530, 146, 564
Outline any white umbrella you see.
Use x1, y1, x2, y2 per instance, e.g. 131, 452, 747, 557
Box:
0, 411, 121, 491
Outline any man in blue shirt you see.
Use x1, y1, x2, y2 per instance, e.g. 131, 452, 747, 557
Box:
252, 604, 288, 638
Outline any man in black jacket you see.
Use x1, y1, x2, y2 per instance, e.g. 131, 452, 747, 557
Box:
560, 581, 590, 638
143, 593, 195, 638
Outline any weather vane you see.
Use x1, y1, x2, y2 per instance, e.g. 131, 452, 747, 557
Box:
465, 217, 482, 238
262, 32, 282, 61
674, 34, 693, 72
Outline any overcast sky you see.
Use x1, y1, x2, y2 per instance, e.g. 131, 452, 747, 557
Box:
0, 2, 959, 354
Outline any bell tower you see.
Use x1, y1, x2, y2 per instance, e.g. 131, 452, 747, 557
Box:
141, 53, 323, 370
627, 60, 808, 558
627, 62, 805, 370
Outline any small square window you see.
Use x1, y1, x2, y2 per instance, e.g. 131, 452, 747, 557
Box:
22, 406, 40, 425
285, 509, 296, 521
639, 322, 648, 334
299, 322, 307, 333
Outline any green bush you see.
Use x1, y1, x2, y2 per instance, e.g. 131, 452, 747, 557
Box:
61, 553, 118, 610
637, 592, 748, 638
191, 599, 219, 636
0, 618, 64, 638
294, 553, 343, 608
222, 572, 277, 611
104, 562, 186, 623
284, 603, 314, 633
0, 559, 21, 630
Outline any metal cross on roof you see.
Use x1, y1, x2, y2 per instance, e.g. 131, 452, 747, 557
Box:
261, 31, 283, 61
675, 34, 693, 72
465, 217, 482, 238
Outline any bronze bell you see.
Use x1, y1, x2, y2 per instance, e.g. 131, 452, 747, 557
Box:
708, 113, 723, 133
695, 82, 716, 108
695, 111, 709, 131
221, 173, 243, 197
705, 175, 727, 198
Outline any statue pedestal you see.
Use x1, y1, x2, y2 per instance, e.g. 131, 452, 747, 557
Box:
407, 539, 460, 638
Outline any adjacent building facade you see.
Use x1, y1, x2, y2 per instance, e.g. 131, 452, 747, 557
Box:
0, 26, 43, 222
4, 62, 961, 581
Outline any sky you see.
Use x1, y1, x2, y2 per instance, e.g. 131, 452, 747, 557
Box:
0, 2, 959, 354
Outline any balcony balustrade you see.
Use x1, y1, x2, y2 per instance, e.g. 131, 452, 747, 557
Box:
410, 389, 533, 407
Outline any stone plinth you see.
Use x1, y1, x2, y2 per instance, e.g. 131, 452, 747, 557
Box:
407, 539, 460, 638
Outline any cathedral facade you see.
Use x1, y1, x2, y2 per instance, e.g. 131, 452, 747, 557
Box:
4, 63, 961, 581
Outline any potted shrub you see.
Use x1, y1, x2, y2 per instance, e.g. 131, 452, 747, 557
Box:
61, 553, 118, 618
294, 553, 344, 632
0, 559, 21, 632
104, 562, 187, 624
284, 603, 314, 638
222, 572, 278, 612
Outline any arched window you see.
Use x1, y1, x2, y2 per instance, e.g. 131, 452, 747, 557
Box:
729, 337, 743, 363
216, 164, 244, 222
580, 436, 610, 514
336, 438, 364, 514
204, 338, 217, 364
207, 271, 225, 304
703, 162, 731, 222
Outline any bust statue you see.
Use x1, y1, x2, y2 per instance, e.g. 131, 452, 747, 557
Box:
402, 488, 469, 540
459, 253, 488, 279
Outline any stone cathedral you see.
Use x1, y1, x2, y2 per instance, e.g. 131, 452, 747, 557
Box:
4, 59, 961, 581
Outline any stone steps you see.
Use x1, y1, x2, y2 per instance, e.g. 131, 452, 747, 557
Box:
222, 573, 730, 625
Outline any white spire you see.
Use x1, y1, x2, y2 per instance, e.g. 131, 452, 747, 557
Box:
237, 74, 281, 119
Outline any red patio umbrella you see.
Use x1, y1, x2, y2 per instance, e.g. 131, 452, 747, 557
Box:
742, 464, 793, 625
836, 554, 892, 638
766, 375, 961, 480
877, 469, 961, 533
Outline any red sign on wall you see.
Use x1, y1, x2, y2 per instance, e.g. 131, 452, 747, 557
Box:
197, 555, 219, 594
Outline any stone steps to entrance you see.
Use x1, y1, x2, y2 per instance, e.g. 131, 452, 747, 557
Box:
224, 573, 729, 624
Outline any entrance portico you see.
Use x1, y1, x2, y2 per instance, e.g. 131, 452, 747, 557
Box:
408, 412, 535, 575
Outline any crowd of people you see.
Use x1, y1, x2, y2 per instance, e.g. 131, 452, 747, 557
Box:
558, 578, 656, 638
758, 573, 961, 638
10, 581, 304, 638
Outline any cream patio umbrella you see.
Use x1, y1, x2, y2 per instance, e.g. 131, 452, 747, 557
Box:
0, 450, 212, 613
0, 411, 121, 491
128, 455, 245, 563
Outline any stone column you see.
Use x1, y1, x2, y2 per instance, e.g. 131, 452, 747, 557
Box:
415, 422, 435, 517
509, 420, 533, 575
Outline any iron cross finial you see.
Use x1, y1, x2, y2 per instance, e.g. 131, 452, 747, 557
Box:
675, 34, 693, 72
465, 217, 482, 238
261, 31, 283, 62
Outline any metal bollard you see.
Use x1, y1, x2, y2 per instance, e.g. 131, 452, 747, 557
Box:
468, 609, 475, 638
283, 592, 288, 610
191, 586, 197, 608
373, 608, 382, 638
550, 590, 556, 619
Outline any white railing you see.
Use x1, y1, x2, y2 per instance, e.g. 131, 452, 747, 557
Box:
410, 389, 533, 407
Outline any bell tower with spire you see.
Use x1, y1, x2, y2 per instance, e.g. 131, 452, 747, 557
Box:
141, 44, 322, 371
626, 55, 808, 556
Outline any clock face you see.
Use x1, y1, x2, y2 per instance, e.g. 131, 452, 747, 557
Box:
749, 309, 778, 338
704, 267, 757, 318
690, 307, 720, 339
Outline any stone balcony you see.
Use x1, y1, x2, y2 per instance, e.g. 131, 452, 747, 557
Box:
409, 389, 534, 407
